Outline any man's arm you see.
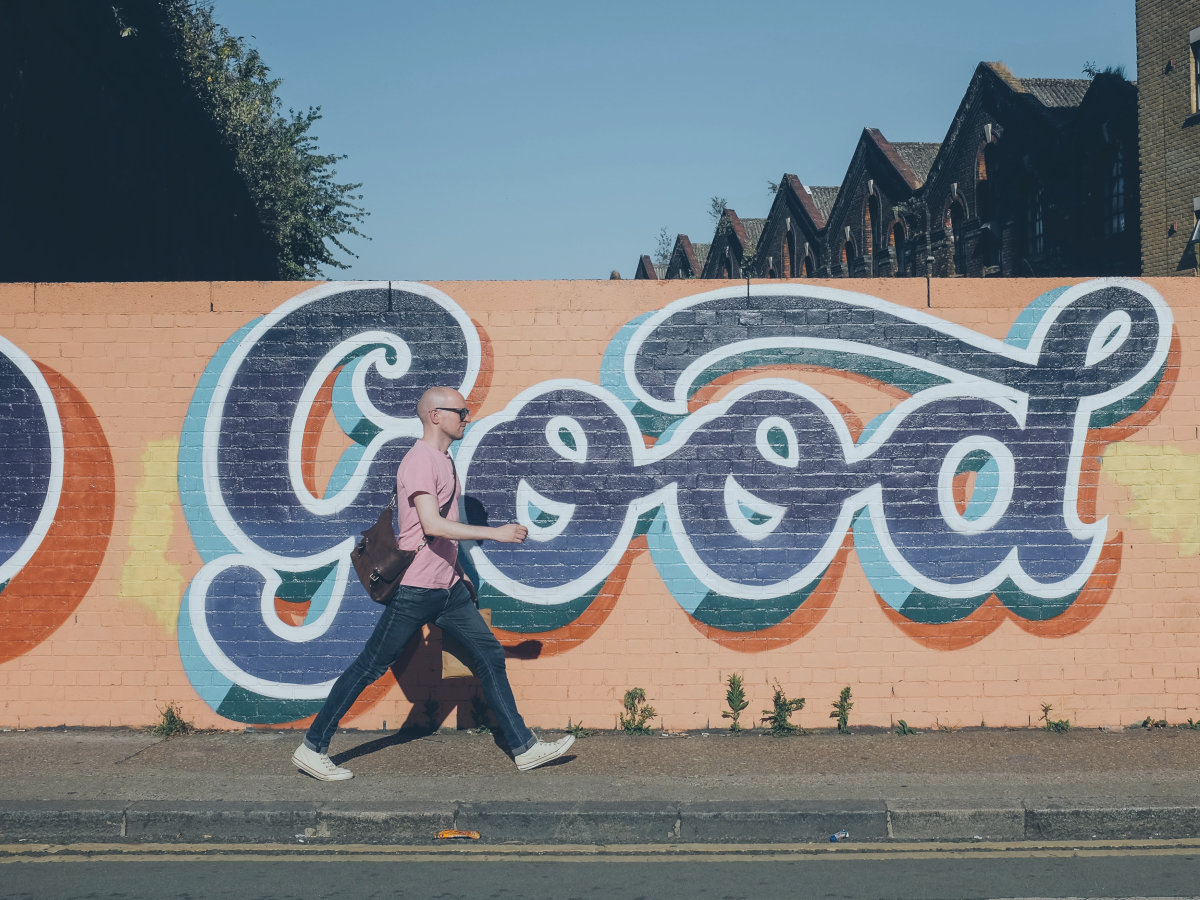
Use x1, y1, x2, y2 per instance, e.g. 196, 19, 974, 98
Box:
413, 493, 527, 543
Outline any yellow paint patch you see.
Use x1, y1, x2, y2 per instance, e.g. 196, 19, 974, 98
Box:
1102, 441, 1200, 557
117, 438, 184, 631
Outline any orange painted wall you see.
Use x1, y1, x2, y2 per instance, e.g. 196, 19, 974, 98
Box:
0, 277, 1197, 732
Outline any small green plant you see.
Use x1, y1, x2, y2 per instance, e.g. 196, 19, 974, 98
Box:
1040, 703, 1071, 732
830, 686, 853, 734
1142, 715, 1169, 729
895, 719, 919, 736
470, 694, 491, 734
761, 681, 805, 736
150, 701, 192, 738
619, 688, 657, 735
423, 698, 440, 732
1178, 718, 1200, 730
722, 672, 750, 734
567, 719, 596, 739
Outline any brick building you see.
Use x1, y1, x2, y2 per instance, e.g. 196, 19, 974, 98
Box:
1137, 0, 1200, 275
699, 209, 765, 279
751, 174, 829, 278
633, 255, 666, 279
637, 61, 1139, 280
663, 235, 709, 279
914, 63, 1137, 279
816, 130, 938, 278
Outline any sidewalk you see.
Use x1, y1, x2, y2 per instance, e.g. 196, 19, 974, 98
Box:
2, 726, 1199, 845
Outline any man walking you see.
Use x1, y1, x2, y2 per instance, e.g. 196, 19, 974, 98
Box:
292, 387, 575, 781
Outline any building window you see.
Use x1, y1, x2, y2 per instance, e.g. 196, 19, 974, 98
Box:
842, 240, 855, 276
866, 196, 879, 276
949, 201, 966, 275
1191, 198, 1200, 244
803, 253, 815, 277
981, 228, 1001, 271
786, 230, 797, 277
1025, 187, 1044, 256
892, 223, 906, 275
1193, 27, 1200, 112
1104, 146, 1126, 235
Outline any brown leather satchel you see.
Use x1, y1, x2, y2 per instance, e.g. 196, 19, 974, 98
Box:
351, 486, 454, 604
351, 459, 478, 606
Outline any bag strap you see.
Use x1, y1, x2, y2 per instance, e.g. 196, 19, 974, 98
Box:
408, 455, 461, 553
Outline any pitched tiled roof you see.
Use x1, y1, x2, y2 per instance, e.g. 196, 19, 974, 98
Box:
741, 218, 765, 252
808, 186, 839, 219
891, 142, 941, 185
693, 243, 710, 268
1021, 78, 1091, 108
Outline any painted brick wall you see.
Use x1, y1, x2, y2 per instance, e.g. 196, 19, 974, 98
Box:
1, 277, 1198, 734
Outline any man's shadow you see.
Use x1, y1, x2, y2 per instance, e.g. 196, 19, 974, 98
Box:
331, 623, 553, 767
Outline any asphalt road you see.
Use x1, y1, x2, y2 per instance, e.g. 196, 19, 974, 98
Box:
3, 844, 1199, 900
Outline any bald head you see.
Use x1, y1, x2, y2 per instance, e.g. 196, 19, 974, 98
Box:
417, 386, 465, 424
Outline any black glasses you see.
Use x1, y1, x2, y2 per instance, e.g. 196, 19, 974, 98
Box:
435, 407, 470, 422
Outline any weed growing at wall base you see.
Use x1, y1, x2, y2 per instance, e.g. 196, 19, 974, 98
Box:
567, 720, 596, 739
831, 687, 853, 734
722, 672, 750, 734
470, 694, 491, 734
761, 681, 805, 736
895, 719, 919, 736
619, 688, 656, 735
150, 702, 192, 738
1041, 703, 1071, 732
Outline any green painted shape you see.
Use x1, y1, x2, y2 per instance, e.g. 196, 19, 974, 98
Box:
994, 579, 1079, 622
766, 426, 789, 458
532, 509, 559, 528
689, 568, 826, 632
482, 581, 603, 633
215, 686, 324, 725
630, 401, 684, 439
1088, 359, 1168, 431
632, 508, 659, 539
689, 348, 949, 400
348, 417, 383, 447
558, 427, 577, 451
275, 562, 337, 604
895, 587, 993, 624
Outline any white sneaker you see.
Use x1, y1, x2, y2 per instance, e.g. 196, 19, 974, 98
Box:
514, 734, 575, 772
292, 743, 353, 781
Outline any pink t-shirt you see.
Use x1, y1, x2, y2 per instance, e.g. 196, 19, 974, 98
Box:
396, 440, 461, 589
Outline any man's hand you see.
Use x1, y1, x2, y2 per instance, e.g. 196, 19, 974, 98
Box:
492, 523, 528, 543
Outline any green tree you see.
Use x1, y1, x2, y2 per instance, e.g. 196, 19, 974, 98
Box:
162, 1, 368, 279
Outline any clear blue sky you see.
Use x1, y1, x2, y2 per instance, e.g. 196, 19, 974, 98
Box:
210, 0, 1135, 280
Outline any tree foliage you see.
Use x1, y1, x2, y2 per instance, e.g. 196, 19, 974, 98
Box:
162, 1, 368, 278
654, 226, 673, 266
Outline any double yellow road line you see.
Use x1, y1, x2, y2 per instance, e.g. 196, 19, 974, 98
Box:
1, 839, 1199, 864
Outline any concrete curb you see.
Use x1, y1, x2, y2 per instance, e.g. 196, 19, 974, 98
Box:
2, 799, 1199, 845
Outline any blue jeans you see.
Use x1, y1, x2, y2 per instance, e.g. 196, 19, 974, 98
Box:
304, 580, 537, 756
